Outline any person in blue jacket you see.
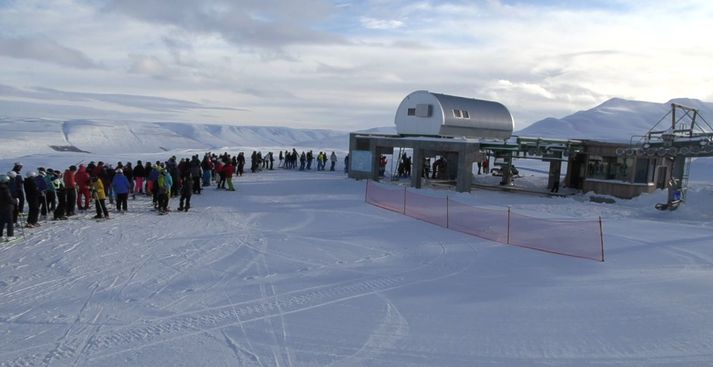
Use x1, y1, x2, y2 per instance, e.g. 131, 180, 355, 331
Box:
111, 168, 131, 213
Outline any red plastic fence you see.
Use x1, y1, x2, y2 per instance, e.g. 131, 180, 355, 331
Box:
448, 201, 509, 244
508, 213, 603, 261
365, 180, 404, 213
365, 180, 604, 261
404, 190, 448, 227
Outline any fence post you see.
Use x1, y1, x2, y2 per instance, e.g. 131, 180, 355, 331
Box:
364, 179, 369, 203
446, 196, 449, 228
599, 216, 605, 262
507, 206, 511, 245
402, 186, 407, 214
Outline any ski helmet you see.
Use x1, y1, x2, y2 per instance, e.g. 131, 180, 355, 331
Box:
0, 174, 9, 183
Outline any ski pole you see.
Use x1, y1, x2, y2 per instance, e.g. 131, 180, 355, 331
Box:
17, 206, 26, 238
42, 193, 49, 222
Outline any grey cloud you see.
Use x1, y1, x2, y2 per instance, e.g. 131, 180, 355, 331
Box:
0, 35, 100, 69
0, 99, 160, 121
0, 84, 243, 113
127, 54, 174, 79
102, 0, 344, 49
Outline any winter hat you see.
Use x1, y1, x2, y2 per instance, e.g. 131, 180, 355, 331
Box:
0, 174, 9, 183
69, 165, 77, 171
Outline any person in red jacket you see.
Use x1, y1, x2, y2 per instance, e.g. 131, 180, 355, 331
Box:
75, 164, 91, 210
223, 161, 235, 191
63, 165, 78, 216
214, 161, 225, 189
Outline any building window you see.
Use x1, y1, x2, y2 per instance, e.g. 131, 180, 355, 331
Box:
407, 108, 416, 116
452, 109, 470, 119
586, 155, 632, 181
634, 158, 651, 183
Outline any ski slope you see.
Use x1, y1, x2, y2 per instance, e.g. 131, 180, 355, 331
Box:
2, 153, 713, 366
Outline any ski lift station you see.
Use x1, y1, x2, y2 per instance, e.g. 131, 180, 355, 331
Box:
348, 91, 713, 208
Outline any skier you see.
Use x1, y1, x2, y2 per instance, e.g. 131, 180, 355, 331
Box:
124, 162, 134, 197
35, 168, 49, 219
64, 165, 78, 216
178, 175, 193, 212
237, 152, 245, 177
42, 168, 57, 214
76, 164, 91, 210
0, 174, 15, 241
156, 169, 172, 214
10, 163, 24, 225
90, 176, 109, 219
166, 156, 179, 197
112, 168, 131, 213
224, 160, 236, 191
189, 155, 202, 194
23, 171, 40, 228
201, 155, 213, 186
132, 160, 146, 195
52, 171, 68, 221
330, 151, 337, 171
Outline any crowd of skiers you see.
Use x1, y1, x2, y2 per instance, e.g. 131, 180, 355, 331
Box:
1, 149, 344, 242
278, 150, 339, 171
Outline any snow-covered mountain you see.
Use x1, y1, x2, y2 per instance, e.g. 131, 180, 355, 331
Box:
517, 98, 713, 141
0, 118, 350, 158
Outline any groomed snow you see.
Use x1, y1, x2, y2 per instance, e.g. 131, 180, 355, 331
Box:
2, 150, 713, 366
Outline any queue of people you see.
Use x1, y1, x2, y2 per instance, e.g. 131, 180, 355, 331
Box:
279, 150, 339, 171
1, 149, 346, 242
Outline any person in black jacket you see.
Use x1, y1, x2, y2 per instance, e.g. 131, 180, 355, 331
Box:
131, 160, 144, 195
189, 156, 202, 194
0, 174, 16, 240
11, 163, 24, 224
23, 171, 40, 227
178, 175, 192, 212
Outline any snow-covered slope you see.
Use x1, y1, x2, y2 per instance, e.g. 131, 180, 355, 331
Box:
1, 155, 713, 366
517, 98, 713, 141
0, 118, 349, 158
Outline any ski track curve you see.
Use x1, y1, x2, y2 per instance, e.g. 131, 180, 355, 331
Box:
0, 241, 472, 366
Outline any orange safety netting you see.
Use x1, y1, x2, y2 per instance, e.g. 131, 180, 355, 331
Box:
404, 190, 448, 227
365, 180, 404, 213
447, 200, 509, 244
508, 213, 603, 261
365, 180, 604, 261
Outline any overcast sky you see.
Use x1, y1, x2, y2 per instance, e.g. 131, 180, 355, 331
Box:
1, 0, 712, 130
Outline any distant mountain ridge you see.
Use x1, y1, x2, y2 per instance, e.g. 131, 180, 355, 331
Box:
0, 118, 350, 158
4, 97, 713, 158
516, 98, 713, 141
